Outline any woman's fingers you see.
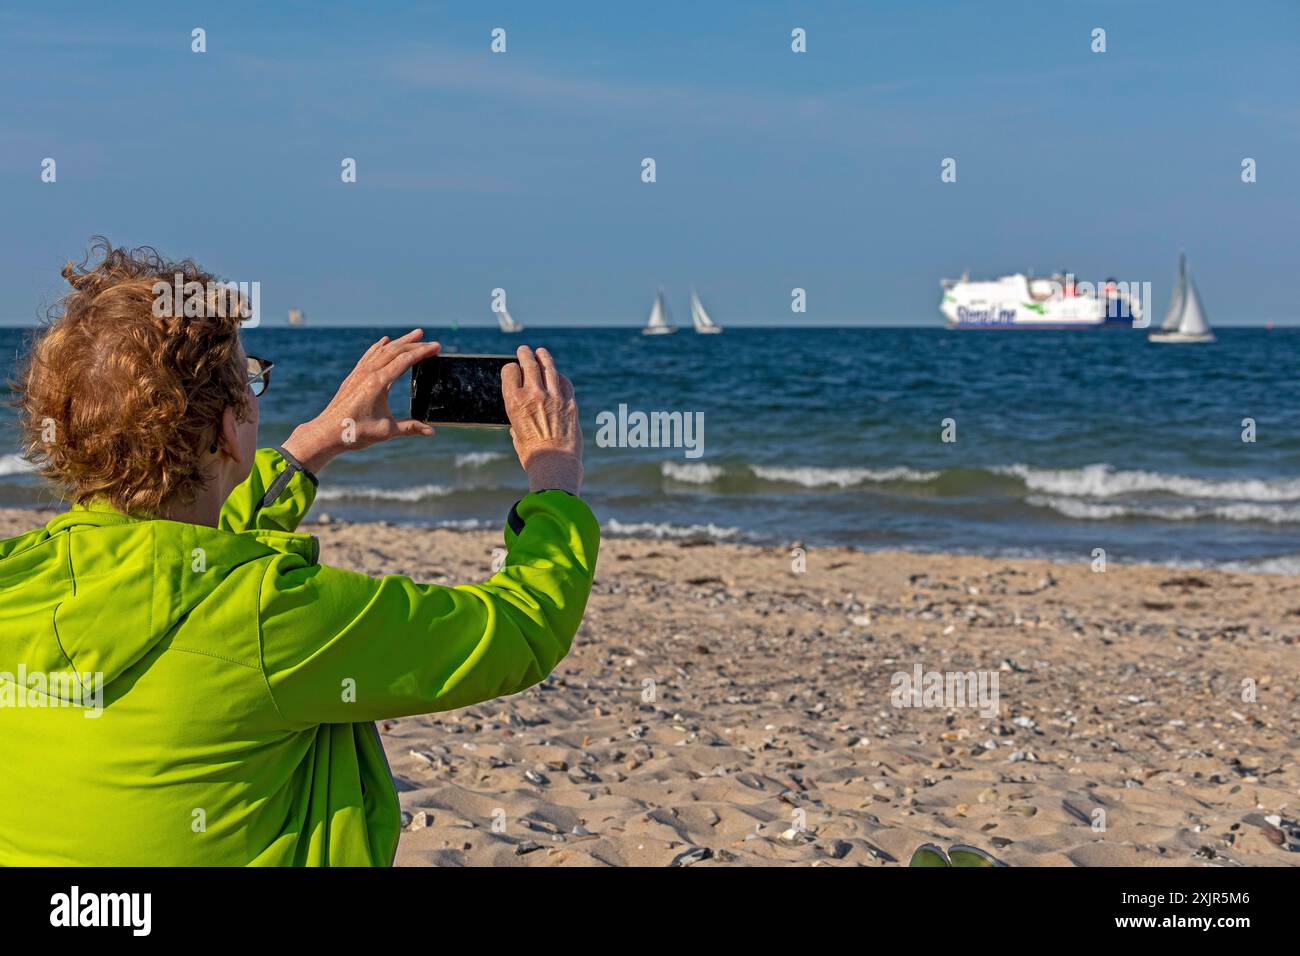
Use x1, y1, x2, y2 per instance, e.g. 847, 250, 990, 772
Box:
393, 418, 435, 438
558, 372, 575, 401
536, 347, 561, 393
501, 361, 523, 392
360, 336, 391, 364
515, 345, 542, 389
378, 341, 440, 384
368, 329, 424, 367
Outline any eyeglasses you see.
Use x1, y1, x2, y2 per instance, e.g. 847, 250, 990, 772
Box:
246, 355, 274, 397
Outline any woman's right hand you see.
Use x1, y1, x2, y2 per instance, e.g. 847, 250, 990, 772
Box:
282, 329, 439, 474
502, 345, 583, 495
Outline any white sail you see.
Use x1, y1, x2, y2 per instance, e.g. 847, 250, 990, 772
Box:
647, 293, 666, 327
642, 288, 676, 334
1149, 254, 1214, 343
1178, 277, 1210, 336
497, 307, 522, 333
690, 288, 722, 332
1160, 255, 1186, 332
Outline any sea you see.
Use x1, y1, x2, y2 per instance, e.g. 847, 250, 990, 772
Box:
3, 326, 1300, 572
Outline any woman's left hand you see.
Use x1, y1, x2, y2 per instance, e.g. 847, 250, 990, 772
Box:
281, 329, 439, 474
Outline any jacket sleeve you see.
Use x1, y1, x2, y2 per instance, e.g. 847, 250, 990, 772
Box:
257, 490, 600, 724
219, 447, 318, 535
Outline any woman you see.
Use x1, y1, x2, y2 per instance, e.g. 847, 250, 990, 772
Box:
0, 241, 598, 866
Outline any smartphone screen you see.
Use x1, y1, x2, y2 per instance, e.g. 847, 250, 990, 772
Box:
410, 354, 513, 427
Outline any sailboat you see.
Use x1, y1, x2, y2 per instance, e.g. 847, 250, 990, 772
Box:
642, 287, 676, 335
689, 287, 723, 334
496, 306, 523, 334
1149, 254, 1214, 344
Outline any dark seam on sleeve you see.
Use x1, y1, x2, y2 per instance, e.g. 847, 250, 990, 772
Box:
256, 446, 317, 511
258, 466, 296, 511
506, 501, 526, 535
274, 445, 319, 486
507, 489, 575, 535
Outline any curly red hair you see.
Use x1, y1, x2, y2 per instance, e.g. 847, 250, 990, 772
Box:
16, 238, 251, 515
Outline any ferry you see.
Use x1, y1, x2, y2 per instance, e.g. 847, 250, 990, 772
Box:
940, 272, 1142, 329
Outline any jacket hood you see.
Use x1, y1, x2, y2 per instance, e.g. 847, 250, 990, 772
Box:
0, 504, 316, 699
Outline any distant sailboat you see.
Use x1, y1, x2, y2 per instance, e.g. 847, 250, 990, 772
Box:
496, 306, 523, 334
689, 287, 723, 334
1149, 254, 1214, 344
287, 308, 305, 327
642, 287, 677, 335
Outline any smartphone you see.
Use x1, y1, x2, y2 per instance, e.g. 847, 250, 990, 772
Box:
410, 354, 513, 427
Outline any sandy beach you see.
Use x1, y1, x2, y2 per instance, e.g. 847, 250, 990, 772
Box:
5, 506, 1298, 867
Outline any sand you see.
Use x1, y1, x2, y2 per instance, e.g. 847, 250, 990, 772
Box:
4, 506, 1299, 866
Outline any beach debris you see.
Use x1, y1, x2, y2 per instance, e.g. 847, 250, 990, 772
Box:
514, 841, 544, 856
860, 842, 897, 863
1244, 812, 1297, 849
523, 817, 564, 835
408, 749, 437, 769
778, 827, 814, 845
523, 769, 549, 786
670, 847, 713, 867
409, 810, 434, 831
827, 840, 852, 859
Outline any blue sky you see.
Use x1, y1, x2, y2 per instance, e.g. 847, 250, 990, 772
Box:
1, 0, 1297, 326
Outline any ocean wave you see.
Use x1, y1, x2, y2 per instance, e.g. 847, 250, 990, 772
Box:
1221, 555, 1300, 575
1002, 463, 1300, 501
0, 454, 35, 478
429, 518, 493, 530
455, 451, 507, 468
749, 465, 940, 488
605, 518, 741, 540
661, 461, 725, 484
1028, 494, 1300, 524
316, 484, 455, 503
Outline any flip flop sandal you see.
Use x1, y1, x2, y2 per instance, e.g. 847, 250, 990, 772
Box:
948, 844, 1008, 867
908, 843, 951, 867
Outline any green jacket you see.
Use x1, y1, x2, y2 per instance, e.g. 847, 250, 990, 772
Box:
0, 447, 599, 865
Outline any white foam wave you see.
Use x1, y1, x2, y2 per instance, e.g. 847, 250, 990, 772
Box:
1003, 463, 1300, 501
316, 484, 454, 503
1221, 555, 1300, 575
661, 462, 724, 484
605, 518, 741, 540
455, 451, 507, 468
1028, 494, 1300, 524
750, 465, 939, 488
430, 518, 493, 530
0, 454, 36, 478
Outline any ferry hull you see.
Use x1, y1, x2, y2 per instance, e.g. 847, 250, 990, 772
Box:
940, 272, 1142, 330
